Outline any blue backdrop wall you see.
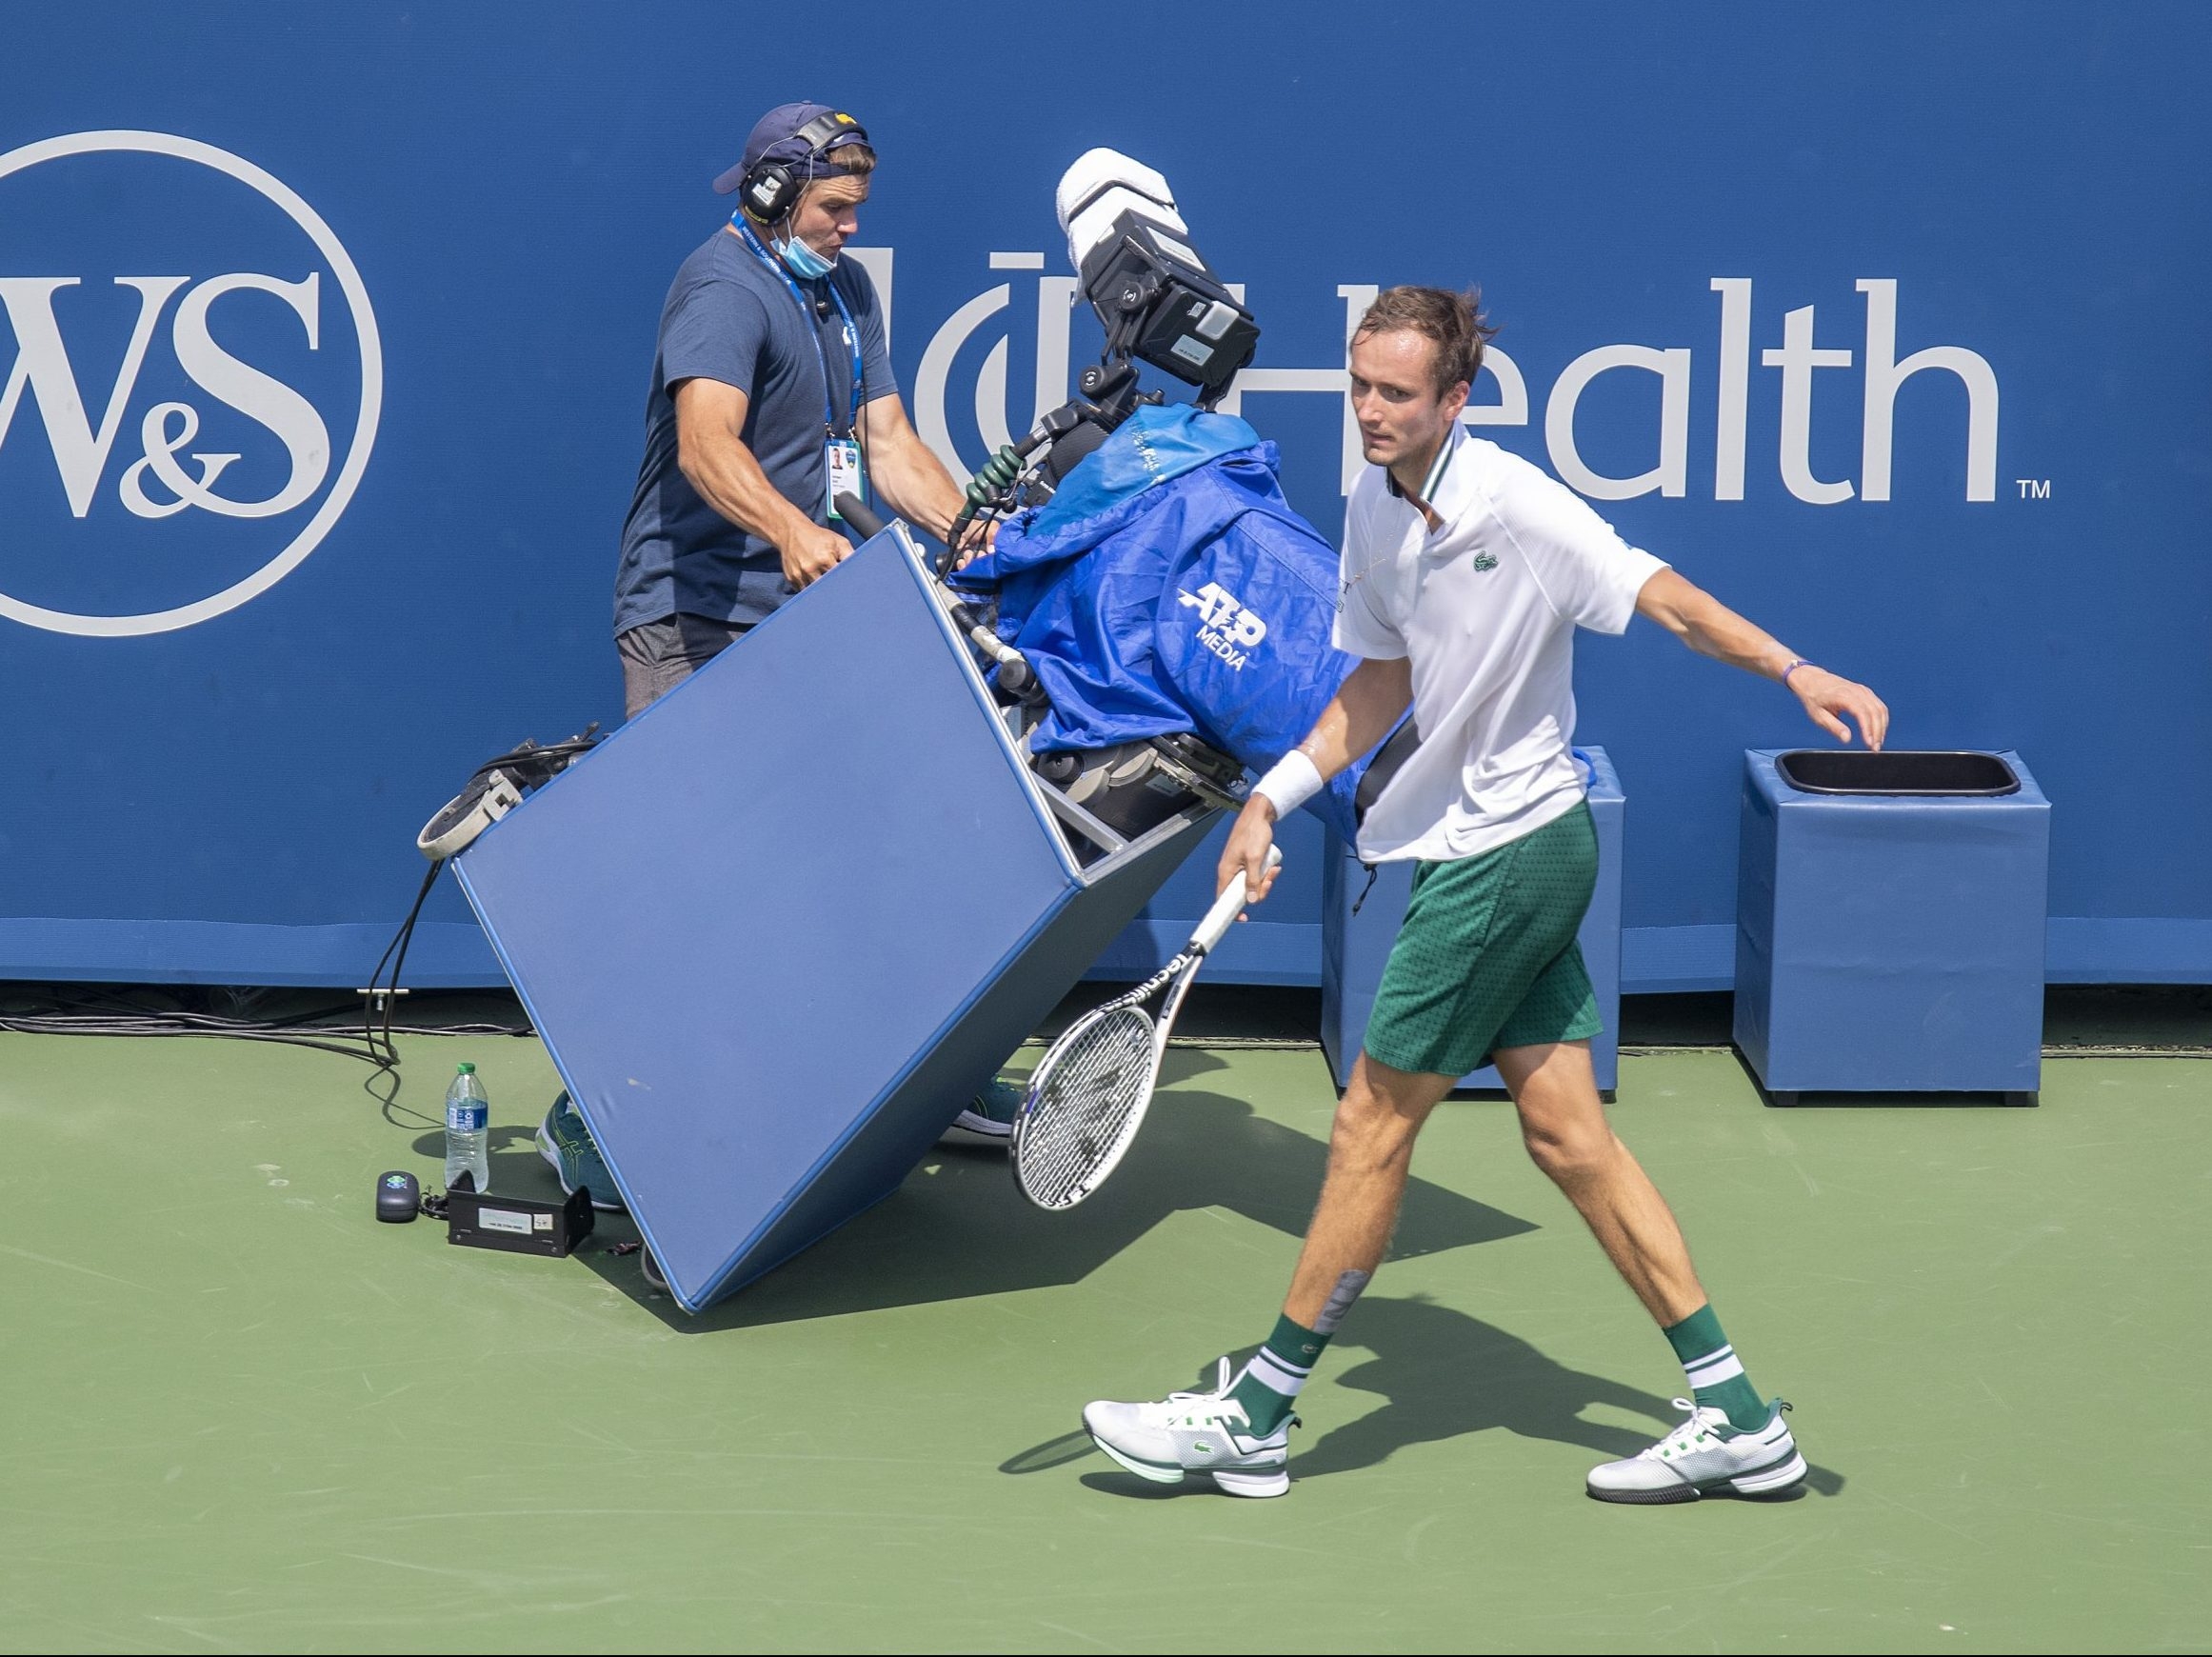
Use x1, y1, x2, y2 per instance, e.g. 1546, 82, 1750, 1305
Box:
2, 2, 2206, 991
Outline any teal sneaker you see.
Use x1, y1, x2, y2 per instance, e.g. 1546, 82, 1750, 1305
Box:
939, 1074, 1022, 1148
536, 1090, 625, 1211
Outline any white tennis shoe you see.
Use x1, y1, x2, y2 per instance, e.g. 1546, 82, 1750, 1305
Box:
1586, 1398, 1805, 1504
938, 1077, 1021, 1148
1083, 1358, 1294, 1498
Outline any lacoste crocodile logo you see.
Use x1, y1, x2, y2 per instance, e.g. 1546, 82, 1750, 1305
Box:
1470, 552, 1500, 572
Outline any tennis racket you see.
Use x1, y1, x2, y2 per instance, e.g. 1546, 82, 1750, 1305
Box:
1013, 845, 1282, 1211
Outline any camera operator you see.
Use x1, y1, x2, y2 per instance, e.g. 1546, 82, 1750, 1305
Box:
608, 101, 979, 718
549, 105, 1013, 1224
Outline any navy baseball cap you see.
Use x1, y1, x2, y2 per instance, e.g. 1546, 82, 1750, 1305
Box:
711, 101, 869, 195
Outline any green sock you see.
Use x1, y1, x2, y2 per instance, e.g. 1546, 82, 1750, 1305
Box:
1663, 1304, 1769, 1432
1226, 1313, 1327, 1436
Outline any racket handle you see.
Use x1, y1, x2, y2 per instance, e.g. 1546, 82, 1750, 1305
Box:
1194, 846, 1283, 954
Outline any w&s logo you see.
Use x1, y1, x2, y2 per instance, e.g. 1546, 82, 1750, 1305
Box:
1177, 581, 1267, 671
0, 131, 380, 636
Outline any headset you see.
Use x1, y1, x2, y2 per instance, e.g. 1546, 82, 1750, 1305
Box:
738, 110, 869, 224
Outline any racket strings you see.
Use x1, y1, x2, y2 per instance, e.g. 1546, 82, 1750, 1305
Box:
1017, 1007, 1157, 1209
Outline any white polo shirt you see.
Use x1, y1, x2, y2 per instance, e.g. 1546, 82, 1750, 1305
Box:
1335, 426, 1667, 863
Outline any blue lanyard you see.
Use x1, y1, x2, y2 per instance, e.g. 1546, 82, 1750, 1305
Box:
735, 221, 866, 440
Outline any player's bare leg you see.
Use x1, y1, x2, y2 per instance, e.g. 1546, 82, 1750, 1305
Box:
1280, 1051, 1458, 1325
1493, 1037, 1806, 1501
1078, 1051, 1454, 1497
1490, 1039, 1704, 1323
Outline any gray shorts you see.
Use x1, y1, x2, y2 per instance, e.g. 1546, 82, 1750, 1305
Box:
615, 612, 751, 718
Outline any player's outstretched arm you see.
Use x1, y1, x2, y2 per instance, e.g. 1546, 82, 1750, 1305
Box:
1633, 569, 1889, 749
1219, 656, 1415, 907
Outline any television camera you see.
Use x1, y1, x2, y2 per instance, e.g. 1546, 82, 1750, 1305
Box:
938, 150, 1261, 563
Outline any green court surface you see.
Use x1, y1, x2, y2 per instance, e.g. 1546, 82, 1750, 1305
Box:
2, 1025, 2205, 1654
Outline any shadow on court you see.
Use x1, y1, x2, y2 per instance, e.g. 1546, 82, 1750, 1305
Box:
1302, 1295, 1684, 1471
409, 1121, 548, 1182
429, 1098, 1848, 1502
1001, 1295, 1677, 1482
1008, 1297, 1649, 1485
1031, 1297, 1845, 1498
538, 1049, 1535, 1331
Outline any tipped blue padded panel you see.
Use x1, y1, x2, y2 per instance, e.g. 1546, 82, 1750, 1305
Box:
455, 536, 1178, 1308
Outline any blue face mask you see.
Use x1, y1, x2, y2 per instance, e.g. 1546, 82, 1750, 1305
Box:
777, 230, 836, 281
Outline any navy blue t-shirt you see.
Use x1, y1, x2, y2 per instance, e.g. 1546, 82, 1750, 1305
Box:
613, 227, 896, 633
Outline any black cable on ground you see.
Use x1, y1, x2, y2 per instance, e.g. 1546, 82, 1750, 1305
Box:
1, 733, 598, 1129
0, 859, 533, 1134
357, 859, 448, 1124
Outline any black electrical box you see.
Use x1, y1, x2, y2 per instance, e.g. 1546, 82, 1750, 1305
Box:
444, 1173, 595, 1258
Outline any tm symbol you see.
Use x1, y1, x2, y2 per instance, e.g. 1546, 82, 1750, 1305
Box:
2016, 479, 2051, 500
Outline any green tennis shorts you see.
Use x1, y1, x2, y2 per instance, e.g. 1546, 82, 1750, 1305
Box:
1363, 800, 1603, 1078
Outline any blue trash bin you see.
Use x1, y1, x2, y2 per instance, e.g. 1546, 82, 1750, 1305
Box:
1321, 748, 1624, 1096
1732, 749, 2049, 1105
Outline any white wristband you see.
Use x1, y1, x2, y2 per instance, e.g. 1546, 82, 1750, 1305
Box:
1252, 749, 1325, 818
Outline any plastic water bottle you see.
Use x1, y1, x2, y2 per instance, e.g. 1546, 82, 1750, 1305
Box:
444, 1062, 489, 1192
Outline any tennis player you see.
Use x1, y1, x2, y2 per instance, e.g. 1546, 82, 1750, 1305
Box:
1082, 286, 1889, 1502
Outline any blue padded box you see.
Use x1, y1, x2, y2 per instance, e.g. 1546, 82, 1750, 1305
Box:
1732, 749, 2049, 1103
1319, 748, 1624, 1095
452, 529, 1218, 1310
